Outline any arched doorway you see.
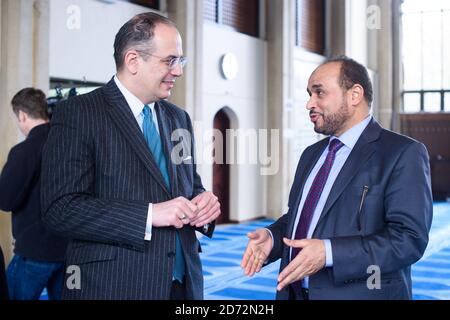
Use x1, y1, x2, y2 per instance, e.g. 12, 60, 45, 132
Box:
213, 109, 230, 224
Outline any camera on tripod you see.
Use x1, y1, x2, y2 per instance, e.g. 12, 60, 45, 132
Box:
46, 85, 78, 118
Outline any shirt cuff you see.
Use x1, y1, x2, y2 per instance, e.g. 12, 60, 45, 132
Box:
324, 239, 333, 267
144, 203, 152, 241
264, 228, 274, 249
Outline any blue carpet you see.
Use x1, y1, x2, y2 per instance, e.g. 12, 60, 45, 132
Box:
39, 202, 450, 300
202, 201, 450, 300
210, 287, 276, 300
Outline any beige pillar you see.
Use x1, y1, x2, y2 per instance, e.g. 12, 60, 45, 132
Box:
391, 0, 402, 132
265, 0, 293, 219
167, 0, 203, 120
370, 0, 400, 130
0, 0, 50, 265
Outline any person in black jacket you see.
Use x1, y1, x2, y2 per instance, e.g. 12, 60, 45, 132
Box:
0, 245, 8, 300
0, 88, 68, 300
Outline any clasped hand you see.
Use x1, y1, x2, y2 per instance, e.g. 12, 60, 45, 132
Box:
152, 191, 220, 229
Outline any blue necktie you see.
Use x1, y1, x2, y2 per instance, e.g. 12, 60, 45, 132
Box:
142, 105, 185, 283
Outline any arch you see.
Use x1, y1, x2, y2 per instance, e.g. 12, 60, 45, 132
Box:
212, 107, 238, 224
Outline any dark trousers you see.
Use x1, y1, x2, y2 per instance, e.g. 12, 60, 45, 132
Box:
289, 284, 309, 300
170, 279, 186, 300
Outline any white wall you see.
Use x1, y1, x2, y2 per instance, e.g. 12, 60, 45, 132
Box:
49, 0, 155, 83
199, 23, 267, 222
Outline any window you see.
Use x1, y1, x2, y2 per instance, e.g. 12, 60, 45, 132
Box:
401, 0, 450, 112
204, 0, 259, 38
204, 0, 217, 22
125, 0, 159, 10
296, 0, 325, 54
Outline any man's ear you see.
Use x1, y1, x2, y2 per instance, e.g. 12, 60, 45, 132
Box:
17, 110, 28, 122
350, 84, 365, 106
123, 50, 140, 75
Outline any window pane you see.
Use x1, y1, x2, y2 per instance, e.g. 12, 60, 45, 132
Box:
443, 0, 450, 10
297, 0, 325, 54
400, 0, 449, 111
402, 0, 422, 13
204, 0, 217, 22
222, 0, 259, 37
444, 10, 450, 89
425, 0, 446, 11
422, 11, 443, 90
402, 12, 422, 90
403, 0, 446, 13
445, 93, 450, 111
126, 0, 159, 9
424, 92, 441, 112
403, 93, 421, 112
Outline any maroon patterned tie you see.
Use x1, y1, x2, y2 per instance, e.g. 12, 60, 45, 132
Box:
291, 139, 344, 260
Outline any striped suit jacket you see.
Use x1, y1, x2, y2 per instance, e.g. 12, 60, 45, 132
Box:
41, 78, 213, 300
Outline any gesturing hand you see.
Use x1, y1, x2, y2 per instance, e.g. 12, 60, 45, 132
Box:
152, 197, 198, 229
241, 228, 273, 276
276, 238, 326, 291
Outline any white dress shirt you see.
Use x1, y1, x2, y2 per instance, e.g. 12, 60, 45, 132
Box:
114, 75, 157, 241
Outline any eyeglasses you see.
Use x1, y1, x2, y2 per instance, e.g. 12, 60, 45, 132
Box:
137, 50, 187, 70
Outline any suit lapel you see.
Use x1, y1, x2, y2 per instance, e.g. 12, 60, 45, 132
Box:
286, 139, 329, 237
102, 79, 171, 196
315, 119, 381, 227
155, 101, 179, 198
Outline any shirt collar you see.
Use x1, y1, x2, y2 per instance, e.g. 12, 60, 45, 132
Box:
330, 115, 372, 150
114, 75, 155, 118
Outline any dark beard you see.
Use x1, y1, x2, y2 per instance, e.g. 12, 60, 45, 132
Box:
314, 102, 349, 136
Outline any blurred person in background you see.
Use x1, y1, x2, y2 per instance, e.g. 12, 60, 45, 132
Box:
0, 88, 68, 300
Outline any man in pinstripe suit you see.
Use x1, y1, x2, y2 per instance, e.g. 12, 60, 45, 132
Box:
41, 12, 220, 300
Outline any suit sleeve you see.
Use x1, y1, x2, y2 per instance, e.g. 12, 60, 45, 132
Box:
266, 213, 289, 263
0, 144, 37, 212
41, 102, 148, 251
331, 141, 433, 283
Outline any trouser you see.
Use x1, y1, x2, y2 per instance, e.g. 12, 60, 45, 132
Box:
6, 254, 65, 300
170, 278, 186, 300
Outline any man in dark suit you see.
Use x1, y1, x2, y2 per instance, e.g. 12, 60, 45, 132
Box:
241, 56, 433, 300
41, 12, 220, 300
0, 88, 68, 299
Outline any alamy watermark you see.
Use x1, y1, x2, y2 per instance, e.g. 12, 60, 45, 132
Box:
170, 121, 280, 176
366, 265, 381, 290
66, 5, 81, 30
367, 5, 382, 30
66, 265, 81, 290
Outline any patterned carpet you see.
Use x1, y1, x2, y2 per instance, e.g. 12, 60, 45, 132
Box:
201, 202, 450, 300
39, 202, 450, 300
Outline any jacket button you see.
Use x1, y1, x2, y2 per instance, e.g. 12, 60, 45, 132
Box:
168, 252, 175, 258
